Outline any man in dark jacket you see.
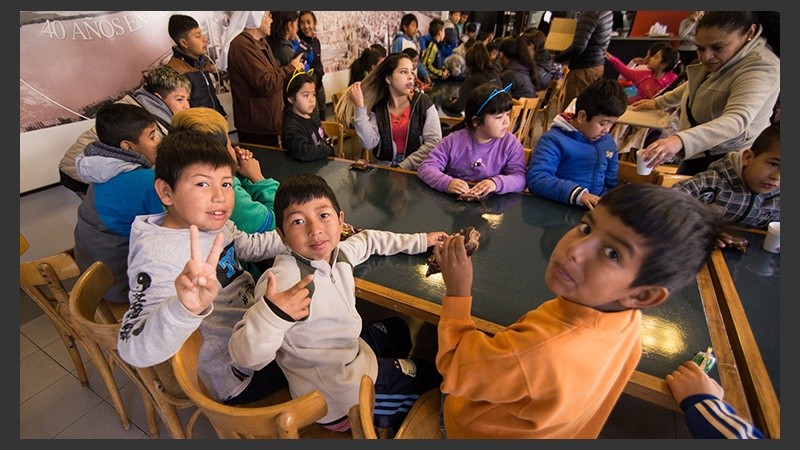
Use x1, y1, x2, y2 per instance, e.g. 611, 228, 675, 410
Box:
554, 11, 613, 108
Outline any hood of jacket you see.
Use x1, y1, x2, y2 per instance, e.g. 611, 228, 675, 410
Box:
75, 139, 150, 184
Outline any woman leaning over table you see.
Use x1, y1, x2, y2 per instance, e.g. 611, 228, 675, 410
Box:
632, 11, 779, 176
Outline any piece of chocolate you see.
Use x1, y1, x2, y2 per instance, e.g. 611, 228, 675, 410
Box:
426, 226, 481, 277
350, 159, 370, 171
728, 235, 749, 252
457, 192, 482, 202
341, 223, 363, 240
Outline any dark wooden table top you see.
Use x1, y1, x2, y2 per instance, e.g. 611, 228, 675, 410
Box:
246, 145, 747, 413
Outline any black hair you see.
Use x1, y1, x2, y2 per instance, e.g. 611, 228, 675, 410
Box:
168, 14, 199, 43
400, 13, 418, 30
750, 121, 780, 157
95, 102, 156, 148
370, 43, 387, 59
646, 41, 668, 58
599, 183, 722, 293
697, 11, 755, 36
465, 22, 477, 34
268, 11, 299, 47
657, 46, 682, 75
349, 48, 381, 85
456, 82, 513, 132
476, 30, 491, 43
465, 42, 496, 80
154, 129, 235, 190
428, 18, 445, 38
284, 72, 317, 111
575, 78, 627, 121
274, 173, 342, 233
401, 47, 419, 59
298, 11, 317, 24
486, 40, 500, 53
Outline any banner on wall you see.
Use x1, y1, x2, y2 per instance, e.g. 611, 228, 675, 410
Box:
19, 11, 228, 133
19, 10, 443, 134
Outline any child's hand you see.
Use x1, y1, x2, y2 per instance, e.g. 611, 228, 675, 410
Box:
581, 192, 601, 209
666, 360, 725, 404
348, 82, 365, 108
237, 153, 264, 183
175, 225, 224, 315
290, 53, 305, 70
630, 99, 657, 111
426, 231, 449, 247
446, 178, 470, 194
235, 146, 253, 160
263, 271, 314, 321
716, 231, 734, 249
433, 234, 473, 297
468, 179, 497, 197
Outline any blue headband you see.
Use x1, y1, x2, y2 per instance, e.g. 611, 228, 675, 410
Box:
476, 83, 512, 116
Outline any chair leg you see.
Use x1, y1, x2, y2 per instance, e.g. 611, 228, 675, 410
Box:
151, 388, 187, 439
58, 329, 90, 388
82, 341, 131, 430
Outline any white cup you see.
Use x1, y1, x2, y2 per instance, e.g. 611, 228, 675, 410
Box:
636, 149, 652, 176
763, 221, 780, 253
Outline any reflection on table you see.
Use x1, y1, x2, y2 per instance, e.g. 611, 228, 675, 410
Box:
244, 145, 744, 414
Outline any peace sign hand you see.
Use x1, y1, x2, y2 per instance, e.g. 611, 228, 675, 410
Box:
175, 225, 224, 315
263, 271, 314, 321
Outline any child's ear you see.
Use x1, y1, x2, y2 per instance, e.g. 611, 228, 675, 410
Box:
338, 210, 345, 224
575, 110, 588, 123
178, 37, 189, 51
154, 179, 174, 206
741, 148, 755, 167
619, 285, 669, 310
119, 139, 134, 150
275, 226, 286, 242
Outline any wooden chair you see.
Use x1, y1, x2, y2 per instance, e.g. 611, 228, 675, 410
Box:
20, 233, 29, 256
616, 160, 664, 186
523, 147, 533, 167
537, 75, 567, 133
660, 173, 692, 188
513, 96, 541, 148
321, 120, 345, 158
348, 374, 442, 439
68, 260, 197, 438
20, 249, 138, 431
171, 330, 331, 439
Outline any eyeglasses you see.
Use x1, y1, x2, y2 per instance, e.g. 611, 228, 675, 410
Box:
286, 67, 314, 92
476, 83, 512, 116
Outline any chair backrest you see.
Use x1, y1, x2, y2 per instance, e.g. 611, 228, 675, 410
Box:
171, 330, 329, 439
523, 147, 532, 167
20, 251, 82, 338
20, 233, 29, 256
69, 261, 195, 438
507, 99, 522, 134
348, 374, 378, 439
513, 96, 541, 148
538, 76, 568, 133
321, 120, 345, 158
616, 160, 665, 186
347, 374, 442, 439
660, 173, 692, 188
331, 91, 344, 110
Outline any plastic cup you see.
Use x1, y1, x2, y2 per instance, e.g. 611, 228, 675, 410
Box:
763, 221, 780, 253
636, 149, 652, 176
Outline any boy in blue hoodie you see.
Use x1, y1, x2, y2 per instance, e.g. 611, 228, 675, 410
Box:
73, 103, 163, 303
526, 78, 627, 209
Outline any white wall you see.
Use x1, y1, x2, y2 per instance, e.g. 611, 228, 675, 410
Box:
20, 120, 94, 194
